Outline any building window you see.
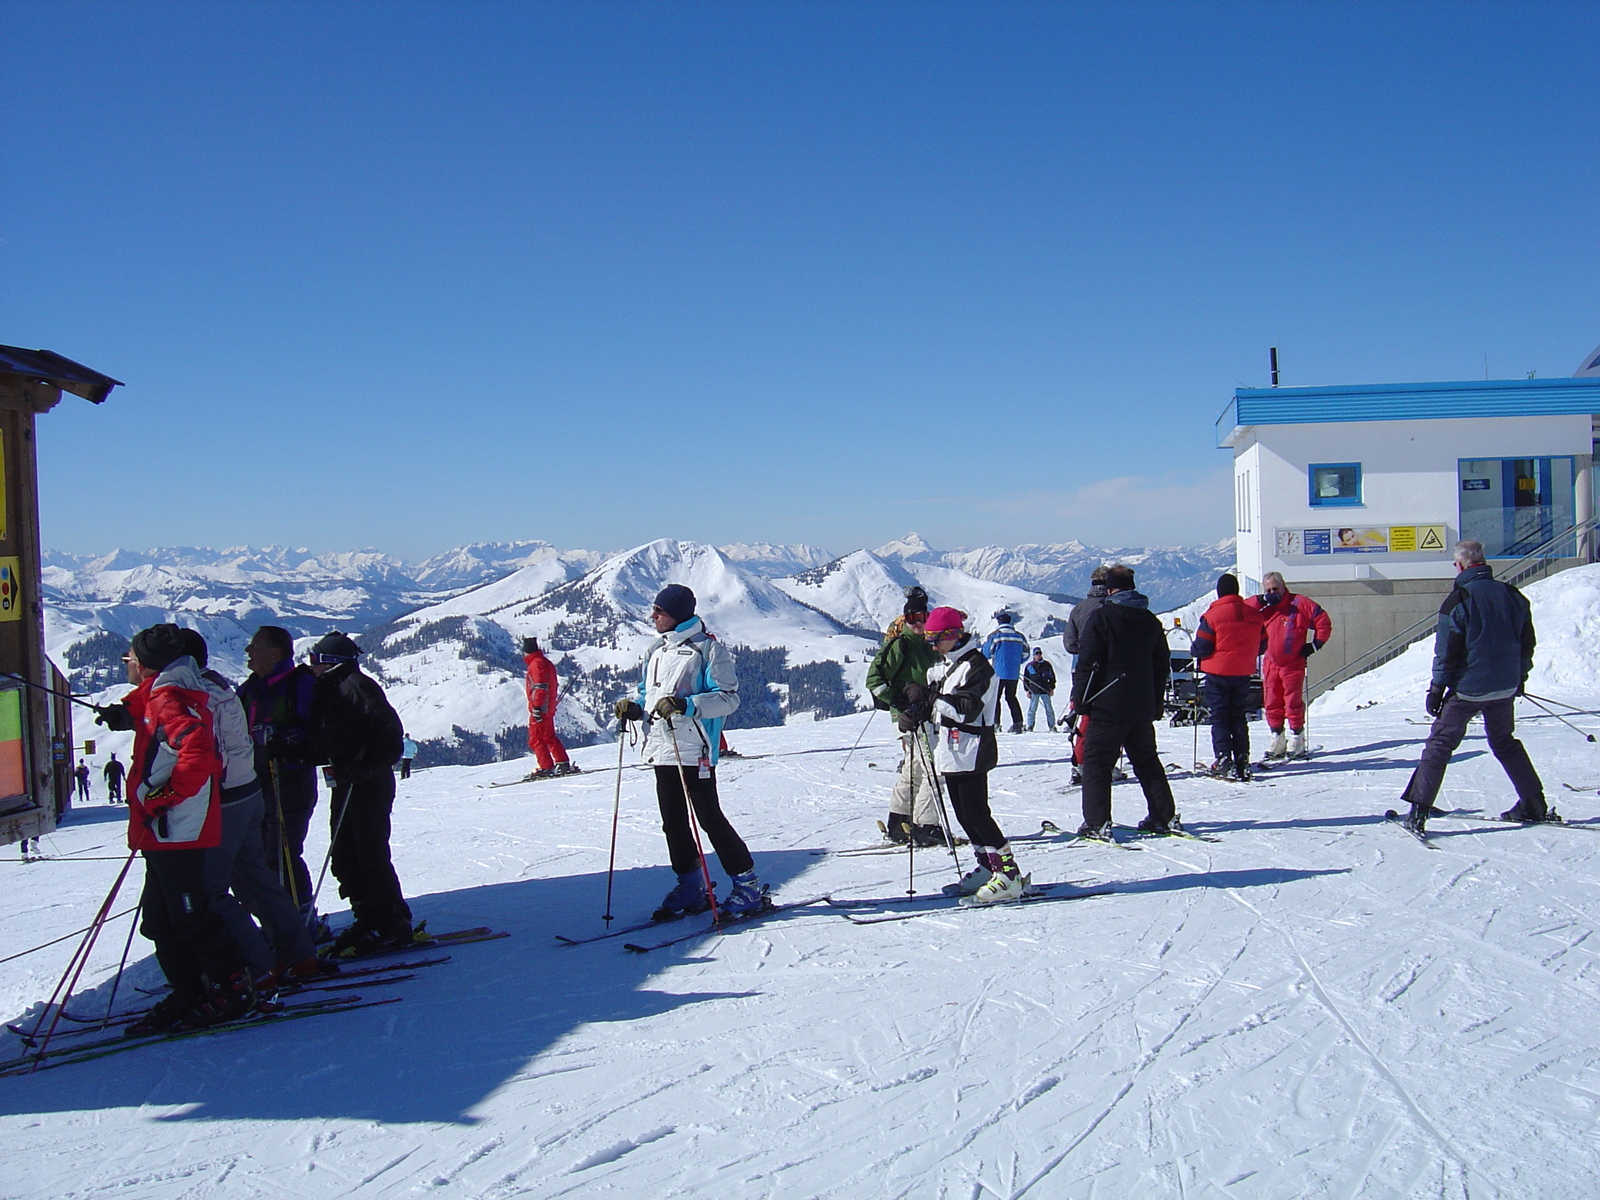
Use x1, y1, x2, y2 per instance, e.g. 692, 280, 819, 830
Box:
1459, 456, 1575, 557
1236, 469, 1252, 532
1309, 463, 1362, 507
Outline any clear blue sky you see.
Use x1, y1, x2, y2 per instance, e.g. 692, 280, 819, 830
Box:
4, 1, 1597, 559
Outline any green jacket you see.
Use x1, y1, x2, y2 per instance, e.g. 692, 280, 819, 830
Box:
866, 629, 936, 719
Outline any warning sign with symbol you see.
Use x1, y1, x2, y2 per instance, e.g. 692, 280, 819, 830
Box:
1417, 525, 1447, 552
0, 557, 22, 622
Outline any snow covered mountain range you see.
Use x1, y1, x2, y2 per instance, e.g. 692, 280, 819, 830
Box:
43, 535, 1233, 765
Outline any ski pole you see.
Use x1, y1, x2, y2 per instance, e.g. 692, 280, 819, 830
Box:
0, 905, 139, 966
603, 729, 627, 926
913, 725, 965, 882
0, 671, 104, 712
269, 759, 301, 910
1522, 694, 1596, 742
1523, 692, 1596, 716
25, 848, 138, 1064
666, 716, 720, 925
311, 775, 356, 914
841, 708, 878, 771
99, 903, 141, 1030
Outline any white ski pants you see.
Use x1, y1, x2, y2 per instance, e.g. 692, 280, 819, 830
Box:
890, 728, 941, 827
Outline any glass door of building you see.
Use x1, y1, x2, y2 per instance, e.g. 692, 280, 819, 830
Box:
1459, 457, 1575, 557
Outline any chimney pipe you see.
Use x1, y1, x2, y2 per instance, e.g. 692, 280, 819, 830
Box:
1269, 347, 1279, 387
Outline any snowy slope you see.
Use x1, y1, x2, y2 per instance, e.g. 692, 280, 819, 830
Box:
6, 684, 1600, 1195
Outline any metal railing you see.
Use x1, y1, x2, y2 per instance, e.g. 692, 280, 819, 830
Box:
1306, 514, 1600, 703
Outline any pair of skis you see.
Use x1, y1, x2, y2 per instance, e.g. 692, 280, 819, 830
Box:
1383, 807, 1581, 849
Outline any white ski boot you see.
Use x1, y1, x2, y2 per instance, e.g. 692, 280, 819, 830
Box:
1265, 729, 1288, 760
1287, 731, 1307, 759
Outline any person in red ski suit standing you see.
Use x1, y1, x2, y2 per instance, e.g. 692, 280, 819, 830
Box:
1248, 572, 1332, 759
522, 636, 577, 779
96, 623, 253, 1034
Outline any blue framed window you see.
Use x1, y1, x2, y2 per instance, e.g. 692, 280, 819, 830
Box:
1309, 463, 1362, 507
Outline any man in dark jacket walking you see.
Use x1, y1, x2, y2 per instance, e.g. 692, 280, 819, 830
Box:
1022, 648, 1057, 732
307, 632, 413, 957
1070, 565, 1177, 838
1192, 574, 1265, 780
1399, 541, 1545, 832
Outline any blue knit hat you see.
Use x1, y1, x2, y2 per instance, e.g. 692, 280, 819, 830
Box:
652, 584, 696, 624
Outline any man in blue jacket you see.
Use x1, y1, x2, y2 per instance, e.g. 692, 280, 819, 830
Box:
1399, 540, 1545, 832
982, 611, 1029, 733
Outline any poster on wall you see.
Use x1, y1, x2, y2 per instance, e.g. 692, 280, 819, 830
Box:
1332, 527, 1389, 552
1274, 525, 1447, 557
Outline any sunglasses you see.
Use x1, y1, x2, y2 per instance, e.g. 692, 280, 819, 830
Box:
306, 651, 354, 665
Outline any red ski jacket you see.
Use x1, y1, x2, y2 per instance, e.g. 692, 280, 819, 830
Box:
1192, 595, 1265, 677
525, 652, 559, 724
1249, 592, 1333, 667
122, 659, 223, 852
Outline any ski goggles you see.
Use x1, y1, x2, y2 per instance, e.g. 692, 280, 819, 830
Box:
306, 650, 356, 665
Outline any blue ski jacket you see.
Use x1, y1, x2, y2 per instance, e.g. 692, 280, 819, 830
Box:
1431, 564, 1535, 699
981, 625, 1030, 681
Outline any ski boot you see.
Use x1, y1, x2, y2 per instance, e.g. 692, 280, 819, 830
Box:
1287, 731, 1307, 759
1264, 729, 1288, 761
523, 766, 559, 782
963, 846, 1028, 906
1500, 800, 1551, 823
883, 813, 913, 845
653, 871, 714, 921
722, 871, 770, 919
123, 988, 198, 1038
1402, 803, 1430, 835
176, 968, 257, 1029
554, 762, 582, 776
1075, 820, 1114, 842
943, 852, 994, 897
1205, 759, 1231, 778
910, 823, 949, 848
1007, 723, 1024, 735
1136, 814, 1172, 835
1069, 765, 1082, 786
1232, 757, 1253, 782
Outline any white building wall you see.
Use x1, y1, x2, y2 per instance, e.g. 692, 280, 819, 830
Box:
1239, 413, 1590, 584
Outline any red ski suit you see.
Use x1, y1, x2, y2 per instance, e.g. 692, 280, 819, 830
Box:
1247, 592, 1332, 732
524, 650, 569, 771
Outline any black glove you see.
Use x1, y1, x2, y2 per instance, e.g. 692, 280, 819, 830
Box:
653, 696, 687, 719
94, 703, 134, 731
1425, 684, 1448, 718
614, 699, 644, 724
897, 700, 932, 732
1299, 643, 1317, 658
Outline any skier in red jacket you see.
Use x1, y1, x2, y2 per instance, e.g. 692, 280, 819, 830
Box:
523, 637, 577, 779
1192, 574, 1266, 779
97, 623, 254, 1034
1248, 572, 1332, 759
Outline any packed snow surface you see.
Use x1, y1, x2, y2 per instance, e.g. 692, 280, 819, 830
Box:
6, 682, 1600, 1196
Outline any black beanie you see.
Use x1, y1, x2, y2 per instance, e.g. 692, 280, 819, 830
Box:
652, 584, 696, 624
1217, 573, 1240, 597
521, 636, 540, 655
178, 627, 209, 667
131, 623, 189, 671
311, 631, 360, 661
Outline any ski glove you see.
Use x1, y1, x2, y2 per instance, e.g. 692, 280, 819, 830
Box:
95, 703, 134, 731
653, 696, 688, 719
614, 700, 644, 724
897, 700, 932, 732
1299, 642, 1318, 658
1425, 684, 1448, 718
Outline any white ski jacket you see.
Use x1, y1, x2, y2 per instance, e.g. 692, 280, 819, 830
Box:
635, 617, 740, 768
928, 635, 999, 774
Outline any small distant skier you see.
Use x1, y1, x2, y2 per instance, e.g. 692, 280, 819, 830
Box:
74, 761, 91, 803
1022, 647, 1057, 732
522, 636, 577, 779
306, 632, 413, 957
103, 752, 124, 803
924, 607, 1030, 904
1069, 565, 1177, 839
1398, 540, 1545, 834
866, 597, 945, 846
399, 734, 417, 779
613, 584, 766, 920
1249, 572, 1332, 760
982, 611, 1029, 733
1193, 573, 1266, 781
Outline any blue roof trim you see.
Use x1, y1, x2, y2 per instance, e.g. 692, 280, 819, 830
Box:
1217, 377, 1600, 448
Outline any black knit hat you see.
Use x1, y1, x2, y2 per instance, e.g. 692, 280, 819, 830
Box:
1217, 573, 1240, 597
131, 623, 189, 671
310, 631, 360, 663
178, 627, 209, 667
521, 636, 540, 655
652, 584, 696, 624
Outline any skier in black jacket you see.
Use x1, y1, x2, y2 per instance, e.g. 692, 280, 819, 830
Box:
306, 632, 413, 957
1069, 565, 1177, 838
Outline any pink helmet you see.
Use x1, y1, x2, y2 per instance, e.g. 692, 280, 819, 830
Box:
923, 606, 967, 636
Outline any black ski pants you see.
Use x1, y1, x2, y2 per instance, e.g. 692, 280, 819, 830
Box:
996, 679, 1024, 729
1080, 716, 1175, 829
140, 848, 246, 1000
1204, 674, 1253, 769
654, 766, 753, 878
942, 770, 1006, 849
329, 770, 412, 938
260, 762, 318, 910
1402, 695, 1544, 812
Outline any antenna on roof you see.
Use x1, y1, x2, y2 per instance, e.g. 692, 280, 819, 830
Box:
1269, 347, 1279, 387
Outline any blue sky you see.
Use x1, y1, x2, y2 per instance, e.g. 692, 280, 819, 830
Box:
4, 1, 1597, 559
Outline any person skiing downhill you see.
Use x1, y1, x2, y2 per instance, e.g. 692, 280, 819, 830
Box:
865, 597, 946, 847
982, 611, 1029, 733
1193, 574, 1266, 780
522, 636, 577, 779
1398, 540, 1546, 833
1247, 572, 1332, 760
1069, 565, 1177, 839
613, 584, 767, 920
924, 607, 1030, 905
